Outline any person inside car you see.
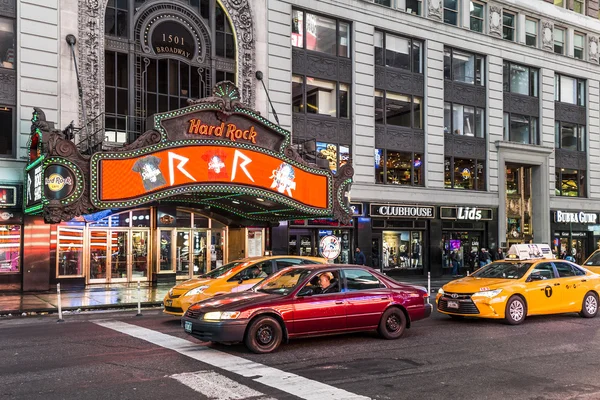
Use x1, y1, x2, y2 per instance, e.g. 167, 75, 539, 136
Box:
318, 272, 338, 294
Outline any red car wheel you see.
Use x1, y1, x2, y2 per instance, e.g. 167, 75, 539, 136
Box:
378, 307, 407, 340
244, 316, 283, 354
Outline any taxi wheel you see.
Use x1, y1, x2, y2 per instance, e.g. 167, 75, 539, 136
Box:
504, 296, 527, 325
580, 292, 599, 318
244, 316, 283, 354
378, 307, 407, 340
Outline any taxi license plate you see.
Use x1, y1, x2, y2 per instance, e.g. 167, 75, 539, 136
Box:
165, 300, 172, 307
184, 321, 193, 333
447, 300, 459, 309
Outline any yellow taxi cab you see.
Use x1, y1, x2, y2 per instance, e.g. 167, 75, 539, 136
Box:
163, 255, 325, 316
436, 244, 600, 325
582, 250, 600, 274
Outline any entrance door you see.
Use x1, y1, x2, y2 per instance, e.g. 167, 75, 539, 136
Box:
288, 230, 316, 257
176, 230, 191, 278
192, 231, 207, 276
110, 231, 128, 282
131, 230, 149, 280
372, 234, 381, 270
89, 230, 109, 283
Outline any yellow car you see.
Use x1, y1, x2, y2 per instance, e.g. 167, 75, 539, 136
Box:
163, 255, 325, 316
436, 244, 600, 325
582, 250, 600, 274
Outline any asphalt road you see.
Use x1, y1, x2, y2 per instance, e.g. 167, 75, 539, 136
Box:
2, 305, 600, 400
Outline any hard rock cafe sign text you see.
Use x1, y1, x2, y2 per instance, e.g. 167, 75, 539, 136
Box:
188, 119, 258, 144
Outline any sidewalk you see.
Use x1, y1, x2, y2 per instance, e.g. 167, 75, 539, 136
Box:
0, 284, 170, 316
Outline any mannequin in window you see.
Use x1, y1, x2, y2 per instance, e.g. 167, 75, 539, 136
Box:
382, 241, 389, 269
411, 239, 421, 268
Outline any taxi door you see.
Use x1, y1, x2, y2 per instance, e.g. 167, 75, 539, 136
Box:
523, 262, 562, 315
553, 261, 591, 312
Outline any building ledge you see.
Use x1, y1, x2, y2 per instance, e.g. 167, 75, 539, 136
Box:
494, 141, 555, 156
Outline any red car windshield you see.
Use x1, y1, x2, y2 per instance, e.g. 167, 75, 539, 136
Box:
255, 268, 312, 295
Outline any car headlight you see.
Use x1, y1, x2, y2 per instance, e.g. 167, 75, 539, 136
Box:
184, 286, 209, 297
472, 289, 502, 298
438, 288, 445, 295
203, 311, 241, 320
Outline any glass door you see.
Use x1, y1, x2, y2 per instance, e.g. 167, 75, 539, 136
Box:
131, 230, 149, 280
89, 230, 109, 283
158, 229, 173, 272
192, 230, 207, 276
176, 230, 191, 278
110, 231, 128, 282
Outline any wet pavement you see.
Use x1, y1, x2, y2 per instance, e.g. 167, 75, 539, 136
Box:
0, 275, 456, 315
0, 284, 170, 315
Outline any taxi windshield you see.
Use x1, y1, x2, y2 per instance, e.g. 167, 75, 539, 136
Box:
472, 262, 531, 279
199, 261, 245, 279
254, 268, 312, 295
584, 252, 600, 266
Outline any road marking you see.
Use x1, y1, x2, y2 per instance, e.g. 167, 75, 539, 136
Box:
95, 320, 371, 400
171, 370, 275, 400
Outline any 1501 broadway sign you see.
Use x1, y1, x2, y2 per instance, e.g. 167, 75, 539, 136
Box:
370, 204, 435, 218
554, 210, 598, 224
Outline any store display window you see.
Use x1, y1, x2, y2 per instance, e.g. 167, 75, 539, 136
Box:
0, 225, 20, 273
381, 231, 422, 269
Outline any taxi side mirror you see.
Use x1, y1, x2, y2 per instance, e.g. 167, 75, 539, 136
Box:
527, 274, 544, 282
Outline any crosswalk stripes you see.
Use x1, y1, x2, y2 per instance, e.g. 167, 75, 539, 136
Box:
95, 320, 371, 400
170, 370, 277, 400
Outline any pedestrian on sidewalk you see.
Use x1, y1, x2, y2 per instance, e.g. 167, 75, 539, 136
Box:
354, 247, 366, 265
494, 248, 504, 261
450, 250, 459, 276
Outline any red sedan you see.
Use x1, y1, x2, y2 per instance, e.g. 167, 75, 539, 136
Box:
181, 264, 432, 353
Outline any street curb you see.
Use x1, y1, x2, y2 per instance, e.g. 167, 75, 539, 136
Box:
0, 301, 164, 316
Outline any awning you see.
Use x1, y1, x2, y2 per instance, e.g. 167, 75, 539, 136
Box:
24, 82, 354, 225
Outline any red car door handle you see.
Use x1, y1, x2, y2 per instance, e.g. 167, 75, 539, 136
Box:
380, 297, 388, 300
335, 301, 344, 305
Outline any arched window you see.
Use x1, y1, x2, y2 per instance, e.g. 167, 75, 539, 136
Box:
104, 0, 236, 143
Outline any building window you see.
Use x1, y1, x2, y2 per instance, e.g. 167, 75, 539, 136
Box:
0, 225, 20, 273
316, 142, 350, 173
57, 227, 85, 277
291, 10, 350, 57
104, 0, 128, 38
470, 1, 485, 33
104, 51, 129, 141
502, 11, 516, 41
444, 0, 459, 26
444, 102, 485, 137
555, 168, 585, 197
444, 48, 485, 86
215, 5, 235, 59
375, 149, 423, 186
0, 17, 15, 69
292, 75, 350, 118
555, 122, 585, 151
574, 33, 585, 60
403, 0, 422, 15
444, 157, 485, 191
374, 31, 422, 73
554, 0, 585, 14
375, 90, 423, 129
555, 74, 585, 106
525, 19, 538, 47
554, 27, 565, 55
503, 61, 538, 97
503, 113, 538, 145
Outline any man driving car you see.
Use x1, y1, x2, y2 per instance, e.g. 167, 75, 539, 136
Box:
318, 272, 337, 294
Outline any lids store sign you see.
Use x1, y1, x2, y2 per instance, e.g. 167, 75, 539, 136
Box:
441, 206, 493, 221
554, 210, 598, 224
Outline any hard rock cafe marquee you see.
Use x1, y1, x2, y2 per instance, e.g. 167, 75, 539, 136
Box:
23, 82, 353, 287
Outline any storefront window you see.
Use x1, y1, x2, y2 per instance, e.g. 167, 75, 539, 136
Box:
442, 231, 482, 274
57, 227, 85, 277
382, 231, 423, 269
318, 229, 350, 264
159, 230, 173, 271
89, 230, 108, 279
0, 225, 20, 273
316, 142, 351, 173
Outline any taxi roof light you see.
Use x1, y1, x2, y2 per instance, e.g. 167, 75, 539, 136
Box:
506, 244, 555, 261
